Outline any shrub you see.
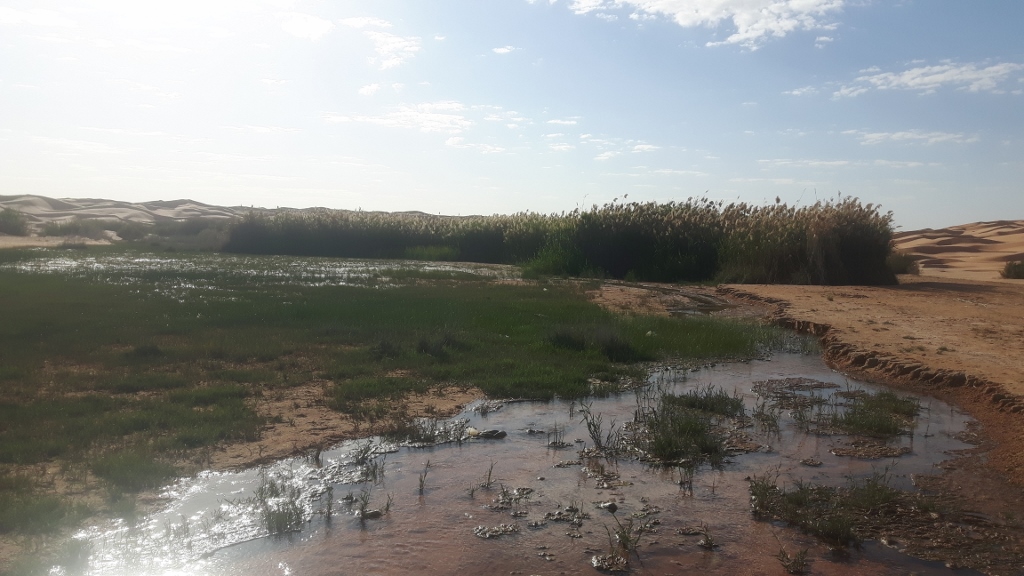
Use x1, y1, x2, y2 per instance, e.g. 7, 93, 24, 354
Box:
0, 208, 29, 236
1002, 261, 1024, 279
41, 217, 106, 240
886, 251, 919, 275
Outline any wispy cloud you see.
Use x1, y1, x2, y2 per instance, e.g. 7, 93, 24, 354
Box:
632, 144, 659, 152
445, 137, 505, 154
358, 83, 380, 96
280, 12, 335, 41
783, 85, 817, 96
363, 31, 422, 69
339, 17, 392, 29
492, 45, 519, 54
834, 61, 1024, 97
0, 7, 76, 27
563, 0, 845, 49
341, 18, 421, 69
758, 158, 851, 168
843, 129, 978, 145
324, 101, 471, 134
547, 119, 578, 125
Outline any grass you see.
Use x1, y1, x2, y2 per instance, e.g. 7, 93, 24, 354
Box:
631, 386, 737, 465
834, 390, 920, 437
0, 247, 784, 549
748, 467, 905, 548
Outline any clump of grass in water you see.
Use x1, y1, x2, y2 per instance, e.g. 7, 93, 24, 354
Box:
747, 465, 904, 548
630, 386, 732, 466
662, 383, 744, 417
251, 471, 304, 536
776, 547, 811, 574
834, 390, 920, 437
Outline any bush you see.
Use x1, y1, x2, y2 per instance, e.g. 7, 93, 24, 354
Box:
1002, 261, 1024, 279
0, 208, 29, 236
886, 251, 919, 275
41, 217, 106, 240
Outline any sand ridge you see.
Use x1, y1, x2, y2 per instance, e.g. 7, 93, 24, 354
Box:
894, 220, 1024, 281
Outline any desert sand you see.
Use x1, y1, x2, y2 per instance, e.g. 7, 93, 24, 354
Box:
894, 220, 1024, 281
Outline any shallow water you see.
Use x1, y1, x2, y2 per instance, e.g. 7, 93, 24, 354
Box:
4, 251, 515, 298
64, 353, 981, 576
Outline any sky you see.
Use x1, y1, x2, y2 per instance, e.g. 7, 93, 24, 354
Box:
1, 1, 1022, 230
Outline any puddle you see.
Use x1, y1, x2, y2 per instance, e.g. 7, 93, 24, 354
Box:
67, 354, 978, 576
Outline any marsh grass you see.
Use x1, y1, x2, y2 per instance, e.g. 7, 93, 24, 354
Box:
747, 466, 902, 548
224, 197, 896, 285
631, 385, 737, 465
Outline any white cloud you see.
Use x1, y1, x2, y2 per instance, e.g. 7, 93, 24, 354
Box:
566, 0, 845, 49
547, 119, 578, 125
594, 151, 620, 161
550, 143, 575, 151
834, 61, 1024, 97
434, 35, 446, 40
363, 30, 421, 69
324, 101, 471, 134
445, 137, 505, 153
280, 12, 334, 41
358, 83, 381, 96
0, 7, 76, 27
783, 85, 818, 96
633, 144, 659, 152
758, 158, 850, 167
492, 45, 519, 54
874, 159, 928, 168
843, 129, 978, 145
814, 35, 833, 48
340, 17, 392, 29
596, 13, 618, 21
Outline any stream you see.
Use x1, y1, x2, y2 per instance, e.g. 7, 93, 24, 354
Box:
60, 353, 982, 576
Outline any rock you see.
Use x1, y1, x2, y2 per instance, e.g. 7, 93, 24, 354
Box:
599, 501, 618, 513
478, 429, 507, 439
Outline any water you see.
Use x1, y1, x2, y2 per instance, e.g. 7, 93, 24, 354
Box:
67, 354, 977, 576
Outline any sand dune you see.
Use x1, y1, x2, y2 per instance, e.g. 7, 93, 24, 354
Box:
894, 220, 1024, 281
0, 194, 251, 226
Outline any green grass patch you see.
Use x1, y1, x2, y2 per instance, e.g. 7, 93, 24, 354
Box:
91, 449, 177, 493
835, 390, 920, 437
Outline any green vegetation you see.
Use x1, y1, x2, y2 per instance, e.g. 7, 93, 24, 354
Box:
0, 209, 29, 236
40, 217, 107, 240
0, 247, 782, 549
223, 196, 896, 285
886, 250, 919, 275
631, 385, 744, 465
1002, 260, 1024, 279
749, 467, 916, 548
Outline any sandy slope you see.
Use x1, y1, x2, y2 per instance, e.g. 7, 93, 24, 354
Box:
894, 220, 1024, 281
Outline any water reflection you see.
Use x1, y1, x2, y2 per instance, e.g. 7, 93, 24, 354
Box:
71, 354, 975, 576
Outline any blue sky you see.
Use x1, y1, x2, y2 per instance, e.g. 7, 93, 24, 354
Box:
1, 1, 1022, 230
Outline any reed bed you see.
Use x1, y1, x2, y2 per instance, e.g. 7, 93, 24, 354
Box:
223, 197, 896, 285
